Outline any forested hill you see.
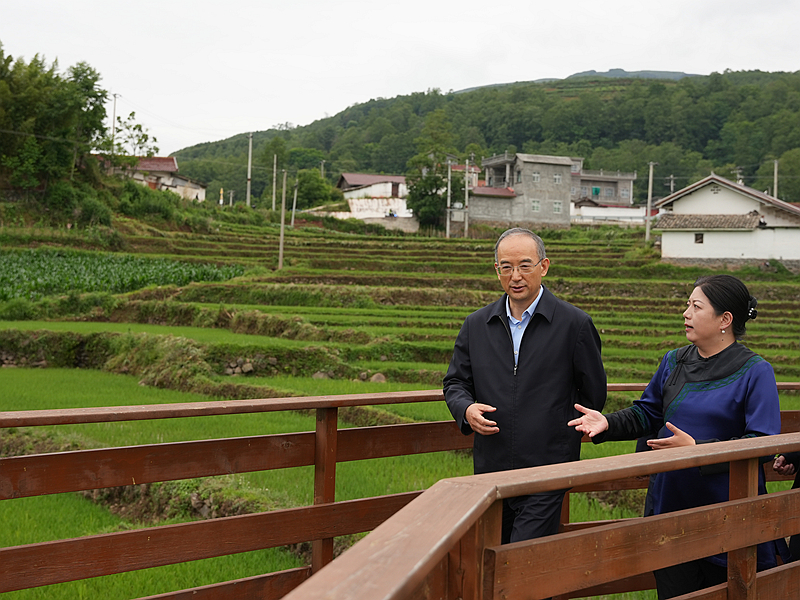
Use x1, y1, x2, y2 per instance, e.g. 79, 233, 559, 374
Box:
173, 70, 800, 204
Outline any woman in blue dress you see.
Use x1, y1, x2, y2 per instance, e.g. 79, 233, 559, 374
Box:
568, 274, 781, 599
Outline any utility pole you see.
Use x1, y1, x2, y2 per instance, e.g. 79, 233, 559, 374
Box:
446, 160, 452, 239
774, 159, 779, 199
110, 93, 119, 158
278, 170, 287, 269
291, 177, 298, 228
272, 154, 277, 211
229, 190, 234, 207
463, 158, 470, 239
320, 159, 326, 179
664, 174, 675, 194
646, 161, 657, 242
246, 133, 253, 207
731, 166, 743, 185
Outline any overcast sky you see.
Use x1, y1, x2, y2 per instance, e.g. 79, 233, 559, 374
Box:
2, 0, 798, 155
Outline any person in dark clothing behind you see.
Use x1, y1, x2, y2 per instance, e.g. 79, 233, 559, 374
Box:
568, 274, 782, 599
443, 227, 606, 545
773, 452, 800, 559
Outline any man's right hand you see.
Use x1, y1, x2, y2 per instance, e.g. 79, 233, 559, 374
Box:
465, 403, 499, 435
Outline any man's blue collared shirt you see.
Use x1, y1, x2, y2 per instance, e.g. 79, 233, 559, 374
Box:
506, 286, 543, 366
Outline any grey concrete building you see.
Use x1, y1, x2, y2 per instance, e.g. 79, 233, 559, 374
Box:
475, 153, 573, 228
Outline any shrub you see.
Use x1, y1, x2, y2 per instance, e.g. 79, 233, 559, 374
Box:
77, 196, 113, 228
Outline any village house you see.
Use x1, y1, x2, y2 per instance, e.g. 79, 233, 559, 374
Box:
477, 153, 573, 227
569, 157, 637, 206
654, 173, 800, 270
335, 173, 411, 217
473, 152, 637, 228
113, 156, 207, 201
329, 172, 416, 231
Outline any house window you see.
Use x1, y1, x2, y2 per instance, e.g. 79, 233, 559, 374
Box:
620, 188, 630, 198
553, 201, 562, 214
531, 200, 540, 212
570, 163, 581, 173
554, 174, 562, 184
531, 172, 540, 183
695, 233, 704, 244
571, 186, 577, 195
581, 186, 588, 197
516, 170, 522, 183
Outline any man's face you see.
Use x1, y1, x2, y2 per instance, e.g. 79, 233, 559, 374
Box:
495, 234, 550, 311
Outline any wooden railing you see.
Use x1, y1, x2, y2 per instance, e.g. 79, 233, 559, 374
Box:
1, 383, 799, 598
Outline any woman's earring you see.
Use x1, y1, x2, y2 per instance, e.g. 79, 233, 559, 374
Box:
721, 329, 726, 334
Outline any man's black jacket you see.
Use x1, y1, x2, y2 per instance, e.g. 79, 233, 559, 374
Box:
443, 286, 607, 475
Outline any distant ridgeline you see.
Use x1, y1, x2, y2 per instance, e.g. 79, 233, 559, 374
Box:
172, 69, 800, 206
454, 69, 701, 93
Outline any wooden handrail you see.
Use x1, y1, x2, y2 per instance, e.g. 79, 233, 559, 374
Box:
2, 384, 800, 598
282, 433, 800, 600
1, 383, 796, 427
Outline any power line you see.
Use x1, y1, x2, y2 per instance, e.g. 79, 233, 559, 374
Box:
0, 128, 77, 145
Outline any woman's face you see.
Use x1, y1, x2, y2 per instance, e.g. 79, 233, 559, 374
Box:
683, 286, 726, 348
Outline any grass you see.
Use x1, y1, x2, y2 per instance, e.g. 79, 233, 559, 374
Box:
0, 493, 302, 600
1, 220, 798, 599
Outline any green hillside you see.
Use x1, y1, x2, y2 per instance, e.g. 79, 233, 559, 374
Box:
173, 70, 800, 206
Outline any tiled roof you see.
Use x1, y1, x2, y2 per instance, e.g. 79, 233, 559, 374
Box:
471, 186, 516, 198
136, 157, 179, 172
338, 173, 406, 188
654, 213, 760, 230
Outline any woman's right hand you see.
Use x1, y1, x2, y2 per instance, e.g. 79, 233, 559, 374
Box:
568, 403, 609, 438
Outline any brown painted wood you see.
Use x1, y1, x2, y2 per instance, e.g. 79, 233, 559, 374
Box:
782, 410, 800, 433
0, 390, 447, 427
1, 386, 795, 428
489, 433, 800, 500
135, 567, 311, 600
282, 433, 800, 600
559, 572, 656, 598
0, 492, 418, 593
282, 479, 497, 600
313, 408, 338, 573
450, 500, 501, 600
484, 489, 800, 600
3, 389, 800, 598
0, 432, 316, 499
570, 475, 650, 492
632, 563, 800, 600
408, 557, 448, 600
728, 458, 760, 600
337, 421, 472, 461
0, 422, 468, 500
754, 561, 800, 600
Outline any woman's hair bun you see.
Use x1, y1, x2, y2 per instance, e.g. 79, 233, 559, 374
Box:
748, 296, 758, 320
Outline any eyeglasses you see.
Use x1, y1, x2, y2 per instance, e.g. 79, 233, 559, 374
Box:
496, 258, 543, 276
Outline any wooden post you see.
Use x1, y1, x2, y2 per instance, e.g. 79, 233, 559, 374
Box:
728, 458, 759, 600
312, 407, 338, 572
446, 500, 501, 600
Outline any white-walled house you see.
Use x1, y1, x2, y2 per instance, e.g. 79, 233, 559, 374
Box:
322, 173, 416, 231
654, 174, 800, 268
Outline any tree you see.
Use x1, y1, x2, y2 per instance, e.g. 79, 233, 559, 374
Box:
754, 148, 800, 202
406, 158, 466, 228
296, 169, 336, 210
112, 111, 159, 157
65, 62, 107, 176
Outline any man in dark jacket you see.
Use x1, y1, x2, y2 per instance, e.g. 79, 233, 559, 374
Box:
444, 228, 606, 544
